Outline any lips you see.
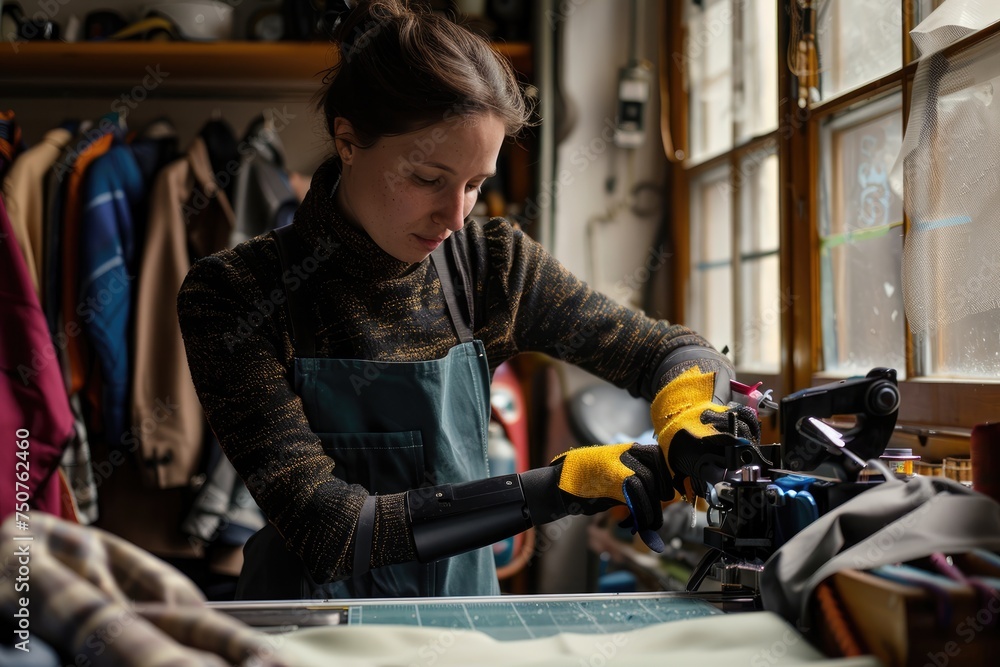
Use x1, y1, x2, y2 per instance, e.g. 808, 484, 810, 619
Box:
414, 234, 447, 252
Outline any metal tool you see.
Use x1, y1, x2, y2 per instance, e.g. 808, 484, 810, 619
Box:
683, 368, 901, 595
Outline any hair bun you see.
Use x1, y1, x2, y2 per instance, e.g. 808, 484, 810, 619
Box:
320, 0, 354, 39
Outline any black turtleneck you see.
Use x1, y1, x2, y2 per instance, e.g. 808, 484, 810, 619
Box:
177, 157, 716, 583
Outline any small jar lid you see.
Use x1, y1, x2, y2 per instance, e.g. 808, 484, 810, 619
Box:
882, 448, 920, 460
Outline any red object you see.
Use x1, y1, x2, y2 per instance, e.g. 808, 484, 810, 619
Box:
0, 195, 74, 519
490, 361, 530, 474
489, 361, 531, 576
972, 422, 1000, 506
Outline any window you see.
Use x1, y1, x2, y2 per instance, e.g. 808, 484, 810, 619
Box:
688, 165, 734, 351
678, 0, 780, 377
818, 95, 906, 375
901, 34, 1000, 378
737, 150, 781, 372
816, 0, 902, 101
667, 0, 1000, 431
685, 0, 734, 163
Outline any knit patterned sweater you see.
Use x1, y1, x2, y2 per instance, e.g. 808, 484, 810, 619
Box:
177, 158, 716, 583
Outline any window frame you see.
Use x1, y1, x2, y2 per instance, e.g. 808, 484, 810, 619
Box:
665, 1, 1000, 434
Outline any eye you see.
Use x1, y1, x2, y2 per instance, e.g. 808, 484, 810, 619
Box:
413, 175, 442, 187
467, 183, 484, 194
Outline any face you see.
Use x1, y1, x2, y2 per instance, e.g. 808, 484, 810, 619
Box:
333, 113, 505, 264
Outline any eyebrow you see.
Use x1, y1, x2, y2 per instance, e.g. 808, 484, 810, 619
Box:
424, 161, 497, 180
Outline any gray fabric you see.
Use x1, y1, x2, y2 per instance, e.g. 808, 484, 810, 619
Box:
230, 119, 298, 247
761, 469, 1000, 630
182, 446, 266, 546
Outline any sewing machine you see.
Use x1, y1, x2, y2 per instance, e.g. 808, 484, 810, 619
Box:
684, 368, 901, 594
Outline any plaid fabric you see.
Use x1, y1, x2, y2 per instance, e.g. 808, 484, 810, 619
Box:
0, 513, 287, 666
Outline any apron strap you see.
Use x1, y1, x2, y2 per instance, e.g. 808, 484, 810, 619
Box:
430, 241, 474, 344
271, 225, 316, 357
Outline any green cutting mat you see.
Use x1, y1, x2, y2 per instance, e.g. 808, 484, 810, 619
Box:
347, 597, 721, 641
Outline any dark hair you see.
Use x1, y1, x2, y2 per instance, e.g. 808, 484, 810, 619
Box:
318, 0, 532, 147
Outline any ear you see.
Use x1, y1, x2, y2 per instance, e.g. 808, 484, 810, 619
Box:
333, 117, 360, 165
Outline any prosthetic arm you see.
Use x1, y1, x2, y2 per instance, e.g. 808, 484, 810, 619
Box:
404, 442, 674, 563
399, 346, 751, 565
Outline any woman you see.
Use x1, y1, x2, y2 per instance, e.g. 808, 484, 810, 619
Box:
178, 0, 758, 600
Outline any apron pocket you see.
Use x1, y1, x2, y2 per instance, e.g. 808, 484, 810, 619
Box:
317, 430, 426, 495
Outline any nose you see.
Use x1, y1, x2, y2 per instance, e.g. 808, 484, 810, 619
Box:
435, 187, 467, 232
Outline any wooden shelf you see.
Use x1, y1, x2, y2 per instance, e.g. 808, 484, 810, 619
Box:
0, 40, 532, 97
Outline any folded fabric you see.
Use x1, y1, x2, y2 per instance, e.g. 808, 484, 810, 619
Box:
275, 612, 881, 667
1, 514, 882, 666
761, 470, 1000, 630
0, 513, 284, 666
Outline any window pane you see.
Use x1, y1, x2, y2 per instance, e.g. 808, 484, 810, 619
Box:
917, 0, 948, 23
820, 234, 907, 374
737, 151, 780, 372
917, 310, 1000, 377
686, 0, 734, 163
817, 0, 902, 102
739, 256, 781, 372
740, 151, 779, 253
735, 0, 778, 142
689, 166, 734, 355
819, 98, 906, 375
902, 34, 1000, 379
820, 98, 903, 237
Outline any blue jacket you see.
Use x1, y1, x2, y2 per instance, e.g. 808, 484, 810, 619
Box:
78, 141, 144, 448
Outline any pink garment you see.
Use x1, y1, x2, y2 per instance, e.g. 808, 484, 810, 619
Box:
0, 194, 73, 518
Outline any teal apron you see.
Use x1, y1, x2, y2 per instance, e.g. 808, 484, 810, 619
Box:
235, 225, 500, 599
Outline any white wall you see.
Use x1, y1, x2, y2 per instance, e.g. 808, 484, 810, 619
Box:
532, 1, 669, 595
551, 0, 667, 313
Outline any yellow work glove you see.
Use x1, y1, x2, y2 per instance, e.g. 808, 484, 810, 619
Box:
551, 442, 674, 551
651, 365, 761, 499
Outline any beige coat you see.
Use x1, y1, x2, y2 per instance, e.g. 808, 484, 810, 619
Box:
132, 137, 234, 490
1, 127, 72, 296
